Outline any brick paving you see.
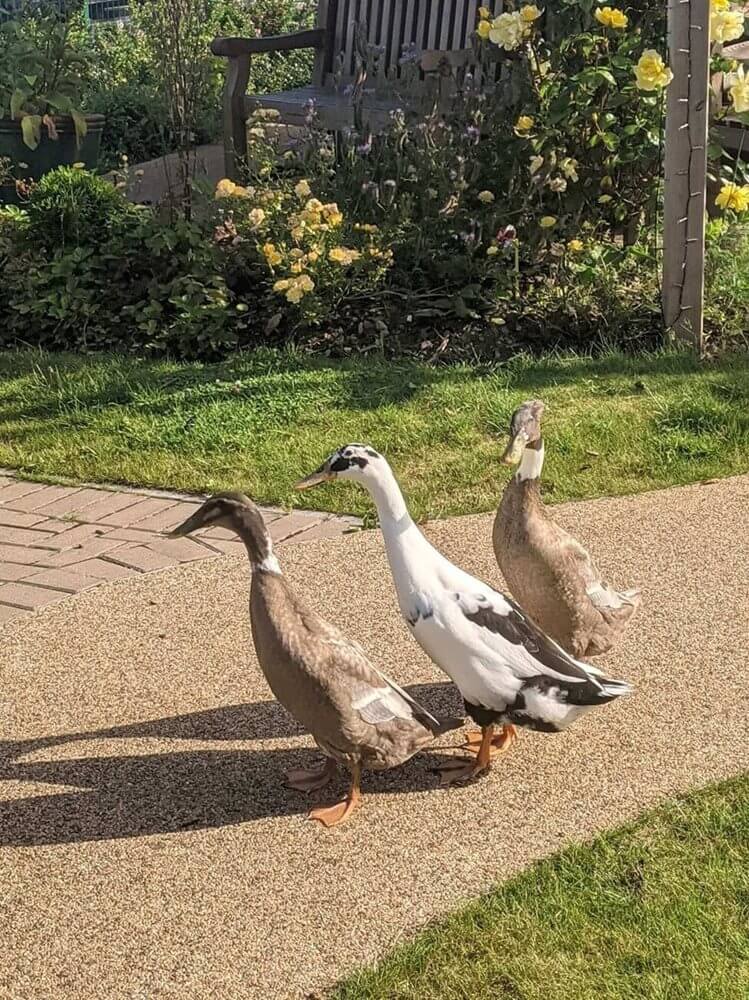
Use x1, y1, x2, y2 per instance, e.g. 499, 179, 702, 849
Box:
0, 475, 361, 624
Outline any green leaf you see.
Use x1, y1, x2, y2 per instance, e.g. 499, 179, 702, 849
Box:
20, 114, 41, 150
10, 88, 27, 119
71, 110, 87, 147
46, 94, 72, 114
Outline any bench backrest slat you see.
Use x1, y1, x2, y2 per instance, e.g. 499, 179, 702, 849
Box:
324, 0, 491, 85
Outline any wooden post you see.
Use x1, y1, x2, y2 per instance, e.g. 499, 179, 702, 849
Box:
662, 0, 711, 352
220, 53, 251, 181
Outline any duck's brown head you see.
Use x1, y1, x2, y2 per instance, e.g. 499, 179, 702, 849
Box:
295, 443, 382, 490
501, 399, 545, 465
170, 493, 274, 568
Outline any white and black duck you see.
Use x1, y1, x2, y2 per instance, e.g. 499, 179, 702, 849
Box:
297, 446, 633, 783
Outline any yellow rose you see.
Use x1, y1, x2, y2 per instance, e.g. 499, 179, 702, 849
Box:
711, 9, 745, 43
247, 208, 266, 227
711, 0, 730, 9
561, 157, 579, 181
520, 4, 542, 22
539, 216, 557, 228
567, 238, 584, 252
729, 65, 749, 114
273, 278, 291, 292
478, 190, 495, 203
594, 7, 628, 29
297, 274, 314, 292
477, 18, 492, 39
294, 179, 312, 198
515, 115, 534, 133
486, 245, 499, 256
322, 202, 344, 226
634, 50, 674, 91
215, 178, 237, 199
489, 12, 524, 50
329, 247, 362, 265
715, 182, 749, 212
262, 242, 282, 267
478, 5, 491, 18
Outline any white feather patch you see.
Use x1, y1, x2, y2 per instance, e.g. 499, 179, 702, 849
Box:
256, 553, 282, 575
516, 443, 545, 482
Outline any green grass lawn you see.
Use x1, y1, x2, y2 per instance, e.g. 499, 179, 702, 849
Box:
332, 776, 749, 1000
0, 348, 747, 521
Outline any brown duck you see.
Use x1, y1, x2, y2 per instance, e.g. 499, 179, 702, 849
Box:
171, 493, 461, 827
494, 400, 641, 659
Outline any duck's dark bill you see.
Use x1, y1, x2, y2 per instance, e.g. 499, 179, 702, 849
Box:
295, 468, 333, 490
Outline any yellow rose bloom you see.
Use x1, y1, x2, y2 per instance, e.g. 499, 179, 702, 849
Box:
711, 0, 730, 9
561, 157, 579, 181
478, 5, 491, 18
329, 247, 362, 265
729, 65, 749, 114
715, 182, 749, 212
486, 245, 499, 256
515, 115, 535, 133
215, 178, 237, 199
273, 278, 291, 292
489, 11, 524, 49
294, 179, 312, 198
322, 202, 344, 226
711, 9, 745, 43
539, 215, 557, 228
567, 238, 584, 252
634, 50, 674, 91
520, 4, 542, 22
307, 250, 320, 263
477, 18, 492, 39
595, 7, 628, 29
247, 208, 266, 227
478, 190, 495, 203
262, 242, 283, 267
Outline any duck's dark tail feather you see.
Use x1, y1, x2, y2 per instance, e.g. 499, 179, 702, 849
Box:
433, 715, 466, 736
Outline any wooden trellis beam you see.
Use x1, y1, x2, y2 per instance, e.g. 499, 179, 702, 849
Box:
662, 0, 711, 352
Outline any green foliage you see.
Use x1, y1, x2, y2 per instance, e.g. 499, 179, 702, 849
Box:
0, 2, 89, 149
1, 167, 237, 356
25, 166, 132, 250
82, 0, 316, 169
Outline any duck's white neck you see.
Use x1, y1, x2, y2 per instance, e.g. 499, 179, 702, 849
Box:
516, 441, 545, 482
366, 465, 413, 528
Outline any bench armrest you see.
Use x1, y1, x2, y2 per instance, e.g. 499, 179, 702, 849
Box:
211, 29, 326, 58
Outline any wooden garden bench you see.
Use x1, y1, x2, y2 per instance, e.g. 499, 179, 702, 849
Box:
211, 0, 489, 179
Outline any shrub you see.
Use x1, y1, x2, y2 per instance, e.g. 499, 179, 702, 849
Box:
25, 167, 133, 250
2, 168, 238, 356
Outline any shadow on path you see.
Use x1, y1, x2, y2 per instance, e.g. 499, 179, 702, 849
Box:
0, 683, 463, 847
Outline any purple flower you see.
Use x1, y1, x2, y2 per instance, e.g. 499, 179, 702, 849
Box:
357, 134, 373, 155
464, 125, 480, 144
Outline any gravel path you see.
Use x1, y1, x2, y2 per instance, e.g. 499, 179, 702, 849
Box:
1, 476, 747, 1000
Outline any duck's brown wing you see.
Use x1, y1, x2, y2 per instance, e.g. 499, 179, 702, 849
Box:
560, 532, 641, 613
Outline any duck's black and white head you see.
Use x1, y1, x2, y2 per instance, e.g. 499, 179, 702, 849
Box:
296, 444, 384, 490
501, 399, 545, 466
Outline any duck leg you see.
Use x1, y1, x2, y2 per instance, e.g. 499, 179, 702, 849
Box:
462, 724, 518, 758
436, 726, 495, 785
308, 763, 361, 828
285, 757, 337, 792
